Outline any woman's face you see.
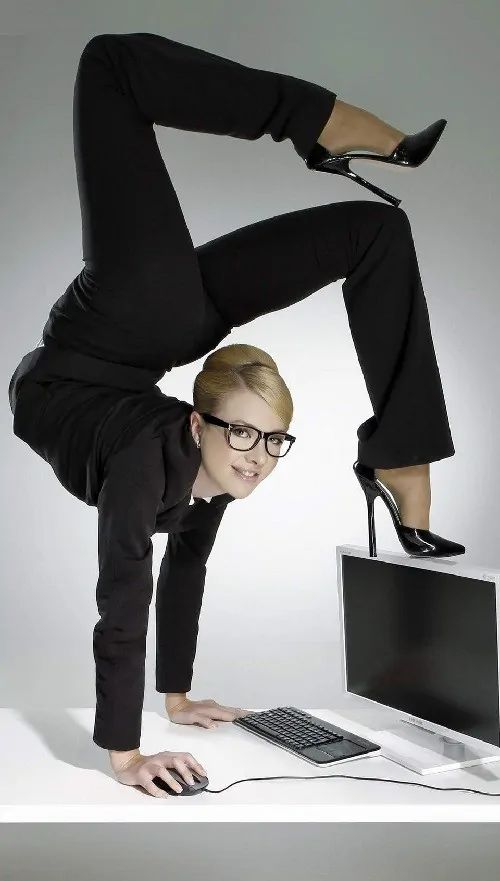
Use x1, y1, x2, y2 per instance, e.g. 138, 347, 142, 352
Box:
190, 387, 289, 499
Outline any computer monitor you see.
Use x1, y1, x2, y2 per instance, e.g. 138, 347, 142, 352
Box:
336, 545, 500, 775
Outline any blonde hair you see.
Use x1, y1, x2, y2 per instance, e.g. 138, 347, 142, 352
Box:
193, 343, 293, 429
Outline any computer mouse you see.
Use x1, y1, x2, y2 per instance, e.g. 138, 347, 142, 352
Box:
152, 768, 210, 796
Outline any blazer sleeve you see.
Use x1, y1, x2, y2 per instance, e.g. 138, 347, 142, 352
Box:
155, 500, 231, 695
92, 433, 165, 751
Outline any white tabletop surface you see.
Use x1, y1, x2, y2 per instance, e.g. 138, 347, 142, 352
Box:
2, 701, 500, 822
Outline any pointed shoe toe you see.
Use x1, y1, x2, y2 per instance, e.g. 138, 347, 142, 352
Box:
389, 118, 447, 168
398, 525, 465, 558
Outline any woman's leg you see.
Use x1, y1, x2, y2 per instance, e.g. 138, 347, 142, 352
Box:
42, 32, 337, 369
194, 198, 455, 476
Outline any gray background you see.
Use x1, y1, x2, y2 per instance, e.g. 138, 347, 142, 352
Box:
2, 824, 500, 881
2, 0, 500, 849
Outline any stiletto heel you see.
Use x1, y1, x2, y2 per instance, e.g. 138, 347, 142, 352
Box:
352, 459, 465, 559
306, 118, 447, 207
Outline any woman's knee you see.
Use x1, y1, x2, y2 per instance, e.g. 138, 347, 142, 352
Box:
374, 202, 412, 240
79, 33, 117, 65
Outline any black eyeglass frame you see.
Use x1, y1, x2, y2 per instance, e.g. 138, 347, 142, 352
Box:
200, 412, 296, 458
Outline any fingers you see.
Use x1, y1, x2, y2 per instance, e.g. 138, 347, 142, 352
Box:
169, 698, 251, 728
197, 698, 251, 719
159, 751, 207, 778
144, 760, 197, 799
141, 767, 182, 798
195, 715, 219, 729
201, 704, 243, 721
168, 709, 218, 729
152, 767, 185, 796
187, 756, 208, 777
171, 755, 197, 785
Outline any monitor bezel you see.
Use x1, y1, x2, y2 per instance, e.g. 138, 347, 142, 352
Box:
336, 544, 500, 750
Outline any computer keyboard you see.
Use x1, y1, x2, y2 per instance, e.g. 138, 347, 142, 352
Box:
233, 706, 381, 766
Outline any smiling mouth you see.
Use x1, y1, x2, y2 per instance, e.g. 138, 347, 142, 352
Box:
232, 466, 260, 481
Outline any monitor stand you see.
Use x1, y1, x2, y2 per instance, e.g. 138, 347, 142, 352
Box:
373, 718, 500, 775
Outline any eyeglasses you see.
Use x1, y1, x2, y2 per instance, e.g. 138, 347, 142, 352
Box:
200, 412, 296, 458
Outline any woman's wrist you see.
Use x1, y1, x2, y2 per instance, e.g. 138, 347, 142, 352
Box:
165, 692, 188, 711
108, 748, 141, 771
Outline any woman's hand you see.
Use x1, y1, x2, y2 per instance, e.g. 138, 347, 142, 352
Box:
112, 750, 207, 799
166, 696, 251, 728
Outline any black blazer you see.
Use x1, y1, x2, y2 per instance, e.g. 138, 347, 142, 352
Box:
9, 342, 236, 751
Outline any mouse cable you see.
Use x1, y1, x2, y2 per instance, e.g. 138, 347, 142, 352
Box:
205, 772, 500, 797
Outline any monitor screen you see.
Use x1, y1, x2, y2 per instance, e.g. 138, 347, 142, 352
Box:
341, 554, 500, 745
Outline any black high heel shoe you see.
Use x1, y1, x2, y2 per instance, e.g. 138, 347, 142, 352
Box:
306, 119, 447, 207
352, 460, 465, 559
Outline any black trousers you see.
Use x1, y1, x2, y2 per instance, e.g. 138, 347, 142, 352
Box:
44, 30, 454, 470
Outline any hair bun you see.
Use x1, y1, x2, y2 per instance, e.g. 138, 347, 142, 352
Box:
193, 342, 292, 431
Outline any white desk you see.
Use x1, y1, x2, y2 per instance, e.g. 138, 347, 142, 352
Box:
2, 701, 500, 822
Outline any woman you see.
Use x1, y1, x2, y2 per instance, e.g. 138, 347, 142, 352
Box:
8, 32, 464, 799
